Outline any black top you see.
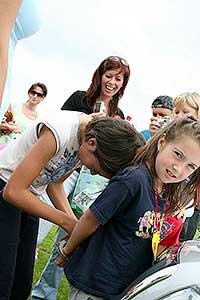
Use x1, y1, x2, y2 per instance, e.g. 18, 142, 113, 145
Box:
61, 90, 125, 119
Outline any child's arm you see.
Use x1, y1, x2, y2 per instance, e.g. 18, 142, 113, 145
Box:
3, 125, 76, 233
47, 181, 78, 233
55, 208, 101, 267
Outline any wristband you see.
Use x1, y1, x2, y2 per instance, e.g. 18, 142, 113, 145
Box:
56, 239, 69, 260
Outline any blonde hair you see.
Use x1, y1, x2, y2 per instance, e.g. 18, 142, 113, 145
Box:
173, 92, 200, 118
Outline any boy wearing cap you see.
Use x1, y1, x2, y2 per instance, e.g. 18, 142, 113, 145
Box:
141, 95, 173, 140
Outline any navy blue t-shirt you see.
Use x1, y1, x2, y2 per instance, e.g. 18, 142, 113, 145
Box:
64, 165, 165, 298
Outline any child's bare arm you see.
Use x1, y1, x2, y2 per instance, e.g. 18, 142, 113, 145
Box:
55, 209, 100, 267
3, 126, 76, 232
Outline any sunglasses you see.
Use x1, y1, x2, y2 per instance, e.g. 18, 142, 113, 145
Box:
107, 56, 129, 67
30, 90, 44, 98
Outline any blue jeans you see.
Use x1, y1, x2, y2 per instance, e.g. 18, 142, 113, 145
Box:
0, 179, 39, 300
31, 227, 66, 300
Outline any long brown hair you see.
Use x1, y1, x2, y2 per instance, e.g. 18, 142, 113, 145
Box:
84, 117, 145, 177
85, 56, 130, 117
135, 116, 200, 213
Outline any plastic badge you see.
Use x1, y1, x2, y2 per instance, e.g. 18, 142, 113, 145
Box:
152, 231, 160, 260
71, 166, 109, 213
73, 189, 102, 212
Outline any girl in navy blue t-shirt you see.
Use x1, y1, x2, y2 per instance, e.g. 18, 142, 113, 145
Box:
56, 116, 200, 300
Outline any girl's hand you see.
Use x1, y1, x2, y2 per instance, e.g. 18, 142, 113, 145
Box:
54, 254, 67, 267
54, 239, 70, 267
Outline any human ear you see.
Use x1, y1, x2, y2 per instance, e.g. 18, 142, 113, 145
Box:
157, 135, 166, 151
86, 138, 97, 152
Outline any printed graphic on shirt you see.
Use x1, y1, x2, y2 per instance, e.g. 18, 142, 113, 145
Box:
71, 166, 109, 213
135, 210, 163, 239
160, 219, 172, 241
32, 148, 79, 187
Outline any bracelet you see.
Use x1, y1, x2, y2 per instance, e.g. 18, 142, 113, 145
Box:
56, 239, 69, 260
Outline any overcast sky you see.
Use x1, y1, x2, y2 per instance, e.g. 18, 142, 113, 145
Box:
10, 0, 200, 130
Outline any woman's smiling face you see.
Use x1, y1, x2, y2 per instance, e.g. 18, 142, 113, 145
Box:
100, 69, 124, 99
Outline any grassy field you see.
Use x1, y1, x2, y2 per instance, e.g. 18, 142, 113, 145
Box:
32, 225, 69, 300
195, 224, 200, 239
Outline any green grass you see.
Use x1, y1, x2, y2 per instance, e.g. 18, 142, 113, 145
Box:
32, 225, 69, 300
194, 223, 200, 240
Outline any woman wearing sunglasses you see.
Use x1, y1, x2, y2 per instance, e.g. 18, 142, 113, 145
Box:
0, 0, 42, 122
0, 82, 47, 147
61, 55, 130, 119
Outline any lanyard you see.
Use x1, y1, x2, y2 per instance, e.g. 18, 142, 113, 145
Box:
154, 190, 159, 230
152, 190, 164, 261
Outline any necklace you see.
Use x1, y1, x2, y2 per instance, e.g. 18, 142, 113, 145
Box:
152, 190, 165, 261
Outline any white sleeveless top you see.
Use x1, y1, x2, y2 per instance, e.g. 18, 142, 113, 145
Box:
0, 111, 81, 196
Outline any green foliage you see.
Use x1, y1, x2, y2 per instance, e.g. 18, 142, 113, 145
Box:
194, 226, 200, 240
32, 225, 69, 300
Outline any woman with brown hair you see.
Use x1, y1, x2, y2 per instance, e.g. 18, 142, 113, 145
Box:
0, 0, 41, 121
0, 82, 47, 146
61, 55, 130, 118
31, 56, 130, 300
